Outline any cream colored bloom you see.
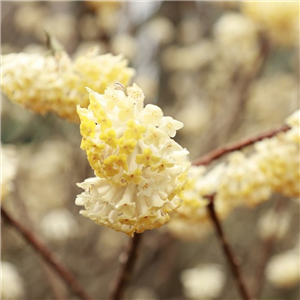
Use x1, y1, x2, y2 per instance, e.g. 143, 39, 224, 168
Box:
254, 132, 299, 198
241, 2, 298, 48
1, 261, 24, 299
181, 264, 225, 299
213, 12, 259, 71
1, 144, 19, 201
218, 151, 272, 207
257, 208, 291, 241
168, 165, 229, 241
1, 49, 134, 122
266, 250, 300, 289
76, 83, 189, 236
40, 208, 78, 241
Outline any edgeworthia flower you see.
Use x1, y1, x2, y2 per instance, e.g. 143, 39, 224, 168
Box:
254, 110, 300, 198
76, 83, 190, 236
167, 165, 230, 241
1, 49, 134, 122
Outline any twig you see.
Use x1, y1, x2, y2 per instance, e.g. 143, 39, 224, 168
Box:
206, 195, 254, 300
109, 233, 143, 300
1, 206, 94, 300
192, 124, 290, 166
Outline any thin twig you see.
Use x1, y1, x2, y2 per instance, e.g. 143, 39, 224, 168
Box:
192, 124, 290, 166
1, 206, 94, 300
206, 195, 254, 300
109, 233, 143, 300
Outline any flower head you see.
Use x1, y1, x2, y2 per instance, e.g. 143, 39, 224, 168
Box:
181, 264, 225, 299
1, 49, 135, 122
241, 2, 298, 48
167, 165, 230, 241
76, 83, 189, 236
218, 151, 272, 207
1, 261, 24, 299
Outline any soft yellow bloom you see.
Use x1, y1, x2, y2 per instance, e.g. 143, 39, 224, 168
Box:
266, 250, 300, 289
181, 264, 225, 299
218, 151, 272, 207
213, 12, 259, 71
1, 261, 24, 299
76, 83, 189, 236
241, 2, 298, 48
168, 165, 230, 241
1, 49, 134, 122
254, 134, 299, 198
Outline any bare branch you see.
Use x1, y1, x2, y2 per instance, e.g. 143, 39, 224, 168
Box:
206, 195, 254, 300
109, 233, 143, 300
192, 124, 290, 166
1, 206, 94, 300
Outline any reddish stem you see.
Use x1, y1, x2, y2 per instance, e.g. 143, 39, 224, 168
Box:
192, 124, 290, 166
206, 195, 254, 300
1, 206, 94, 300
109, 233, 142, 300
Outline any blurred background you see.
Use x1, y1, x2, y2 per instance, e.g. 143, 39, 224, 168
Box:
1, 1, 299, 300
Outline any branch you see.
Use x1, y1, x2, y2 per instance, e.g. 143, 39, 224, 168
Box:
192, 124, 290, 166
109, 233, 143, 300
1, 206, 94, 300
206, 195, 254, 300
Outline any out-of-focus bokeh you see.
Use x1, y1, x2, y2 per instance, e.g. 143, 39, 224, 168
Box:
1, 1, 299, 300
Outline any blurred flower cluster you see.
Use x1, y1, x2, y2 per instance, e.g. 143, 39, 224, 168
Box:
168, 110, 299, 241
1, 49, 134, 122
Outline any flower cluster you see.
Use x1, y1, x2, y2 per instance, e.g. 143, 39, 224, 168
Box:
266, 248, 300, 289
1, 261, 24, 299
254, 111, 299, 198
241, 2, 298, 48
217, 151, 272, 207
213, 12, 259, 72
76, 83, 189, 236
181, 264, 225, 299
168, 110, 299, 241
167, 165, 229, 241
1, 49, 134, 122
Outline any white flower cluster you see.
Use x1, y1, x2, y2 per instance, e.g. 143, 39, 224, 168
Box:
40, 208, 78, 242
181, 264, 225, 299
266, 248, 300, 289
76, 83, 189, 236
1, 49, 134, 122
1, 261, 24, 299
241, 2, 299, 48
254, 110, 299, 198
168, 110, 299, 241
167, 165, 229, 240
217, 151, 272, 207
213, 12, 259, 72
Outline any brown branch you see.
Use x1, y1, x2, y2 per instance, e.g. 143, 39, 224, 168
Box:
193, 124, 290, 166
109, 233, 143, 300
206, 195, 254, 300
1, 206, 94, 300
